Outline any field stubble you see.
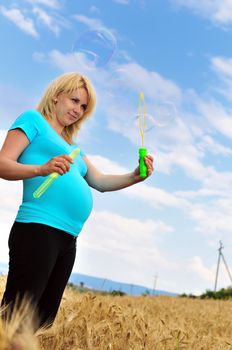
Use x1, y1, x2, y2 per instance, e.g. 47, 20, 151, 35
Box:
0, 276, 232, 349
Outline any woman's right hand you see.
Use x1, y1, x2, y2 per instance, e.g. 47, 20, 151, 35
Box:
39, 155, 74, 176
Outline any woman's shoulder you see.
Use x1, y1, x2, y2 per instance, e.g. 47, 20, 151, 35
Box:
13, 110, 48, 129
17, 109, 43, 120
9, 110, 44, 141
10, 110, 47, 134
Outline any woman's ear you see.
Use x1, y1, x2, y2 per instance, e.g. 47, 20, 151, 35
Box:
52, 94, 58, 104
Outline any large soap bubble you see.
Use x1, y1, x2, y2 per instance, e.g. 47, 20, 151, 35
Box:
72, 28, 117, 69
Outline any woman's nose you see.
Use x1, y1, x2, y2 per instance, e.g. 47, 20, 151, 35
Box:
73, 105, 81, 115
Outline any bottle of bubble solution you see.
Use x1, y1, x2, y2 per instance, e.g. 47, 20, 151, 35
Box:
138, 92, 148, 179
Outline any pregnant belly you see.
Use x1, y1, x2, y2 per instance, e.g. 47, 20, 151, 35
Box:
54, 173, 93, 223
24, 172, 93, 226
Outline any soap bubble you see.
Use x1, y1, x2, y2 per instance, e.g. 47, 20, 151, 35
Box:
151, 101, 177, 128
135, 113, 156, 133
72, 28, 117, 69
135, 101, 177, 133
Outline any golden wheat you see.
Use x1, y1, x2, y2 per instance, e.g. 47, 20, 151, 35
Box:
0, 276, 232, 349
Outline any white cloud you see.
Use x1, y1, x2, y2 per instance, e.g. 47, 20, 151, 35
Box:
32, 6, 60, 35
89, 6, 100, 15
87, 154, 191, 209
197, 100, 232, 140
88, 155, 127, 174
212, 56, 232, 78
172, 0, 232, 25
190, 198, 232, 235
0, 2, 68, 38
73, 15, 105, 30
33, 49, 95, 73
0, 6, 38, 37
0, 223, 12, 263
189, 256, 215, 283
112, 0, 130, 4
210, 56, 232, 100
111, 62, 182, 102
76, 209, 230, 293
85, 154, 232, 241
0, 179, 22, 224
197, 135, 232, 156
75, 209, 174, 287
89, 153, 232, 240
26, 0, 61, 9
125, 183, 190, 209
214, 1, 232, 24
187, 254, 232, 293
0, 150, 22, 265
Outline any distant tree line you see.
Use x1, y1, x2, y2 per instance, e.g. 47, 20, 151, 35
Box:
180, 286, 232, 300
67, 282, 127, 296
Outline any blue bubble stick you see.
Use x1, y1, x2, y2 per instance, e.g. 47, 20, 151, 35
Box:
33, 148, 80, 199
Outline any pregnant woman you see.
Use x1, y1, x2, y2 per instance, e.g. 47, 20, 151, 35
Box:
0, 72, 154, 331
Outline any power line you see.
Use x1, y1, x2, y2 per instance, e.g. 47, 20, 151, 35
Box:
214, 240, 232, 292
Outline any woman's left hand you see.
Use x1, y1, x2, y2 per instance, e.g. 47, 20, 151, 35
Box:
133, 154, 154, 182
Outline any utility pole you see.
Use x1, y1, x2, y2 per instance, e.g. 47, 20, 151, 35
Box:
152, 274, 158, 296
101, 278, 107, 291
214, 241, 232, 292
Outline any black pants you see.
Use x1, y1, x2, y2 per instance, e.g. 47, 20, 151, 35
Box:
1, 221, 76, 330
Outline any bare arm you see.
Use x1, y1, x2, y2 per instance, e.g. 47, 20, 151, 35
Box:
0, 129, 41, 180
0, 129, 73, 180
83, 155, 154, 193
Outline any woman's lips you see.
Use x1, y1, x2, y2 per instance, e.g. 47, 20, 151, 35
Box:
68, 113, 77, 121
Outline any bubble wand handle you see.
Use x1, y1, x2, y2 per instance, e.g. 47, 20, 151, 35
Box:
138, 92, 147, 178
33, 148, 80, 199
139, 147, 147, 178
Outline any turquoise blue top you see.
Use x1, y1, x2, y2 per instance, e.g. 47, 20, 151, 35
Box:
9, 110, 93, 237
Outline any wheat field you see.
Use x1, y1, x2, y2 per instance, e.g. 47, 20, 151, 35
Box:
0, 276, 232, 350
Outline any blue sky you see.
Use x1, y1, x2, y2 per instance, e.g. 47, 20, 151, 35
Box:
1, 0, 232, 294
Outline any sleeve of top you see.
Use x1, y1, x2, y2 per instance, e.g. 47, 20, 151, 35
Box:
9, 110, 39, 143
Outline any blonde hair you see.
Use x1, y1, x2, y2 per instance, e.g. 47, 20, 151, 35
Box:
36, 72, 96, 144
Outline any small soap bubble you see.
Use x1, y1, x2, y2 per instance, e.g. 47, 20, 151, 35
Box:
72, 28, 117, 69
135, 101, 177, 133
135, 113, 156, 134
152, 101, 177, 127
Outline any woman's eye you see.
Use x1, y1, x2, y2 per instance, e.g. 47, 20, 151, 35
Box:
71, 98, 87, 111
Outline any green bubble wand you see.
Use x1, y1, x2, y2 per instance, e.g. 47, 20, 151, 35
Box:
138, 92, 147, 178
33, 147, 81, 199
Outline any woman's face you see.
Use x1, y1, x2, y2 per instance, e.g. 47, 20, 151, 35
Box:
53, 87, 88, 128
